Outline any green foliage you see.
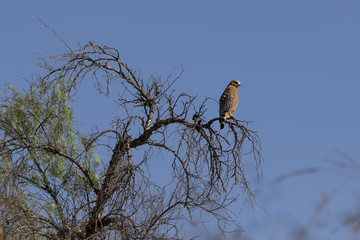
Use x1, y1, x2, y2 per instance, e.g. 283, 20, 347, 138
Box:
3, 78, 73, 145
2, 77, 75, 167
0, 77, 100, 235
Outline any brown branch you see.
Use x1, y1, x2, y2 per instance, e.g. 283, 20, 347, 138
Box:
85, 137, 131, 237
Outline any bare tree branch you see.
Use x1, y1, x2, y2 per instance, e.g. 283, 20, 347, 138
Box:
0, 41, 262, 239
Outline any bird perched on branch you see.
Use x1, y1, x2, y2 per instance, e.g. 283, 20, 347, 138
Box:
219, 80, 241, 129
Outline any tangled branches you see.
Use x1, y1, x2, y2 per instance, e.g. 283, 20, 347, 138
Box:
0, 42, 262, 239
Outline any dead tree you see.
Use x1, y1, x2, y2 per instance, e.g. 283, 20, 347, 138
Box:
0, 42, 262, 239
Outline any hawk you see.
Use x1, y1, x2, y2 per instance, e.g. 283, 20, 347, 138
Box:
219, 80, 241, 129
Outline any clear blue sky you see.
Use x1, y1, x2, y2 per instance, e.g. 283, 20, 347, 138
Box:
1, 1, 360, 239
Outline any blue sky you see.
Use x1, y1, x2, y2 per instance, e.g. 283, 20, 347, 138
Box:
1, 1, 360, 239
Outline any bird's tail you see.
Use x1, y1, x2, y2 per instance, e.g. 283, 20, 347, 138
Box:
219, 116, 225, 129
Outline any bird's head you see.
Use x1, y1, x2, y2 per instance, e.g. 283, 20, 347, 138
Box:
229, 80, 241, 87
